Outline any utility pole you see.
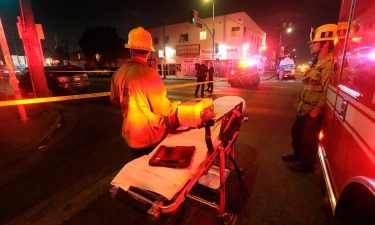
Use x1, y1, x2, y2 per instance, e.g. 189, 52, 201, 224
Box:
275, 22, 292, 73
212, 2, 215, 70
64, 40, 70, 65
162, 18, 166, 79
18, 0, 49, 98
0, 18, 28, 122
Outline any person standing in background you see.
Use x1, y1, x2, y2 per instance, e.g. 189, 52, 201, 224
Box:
194, 61, 208, 97
206, 62, 214, 93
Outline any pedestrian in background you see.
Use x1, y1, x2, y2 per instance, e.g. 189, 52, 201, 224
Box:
194, 61, 208, 97
206, 62, 214, 93
110, 27, 180, 158
281, 24, 337, 172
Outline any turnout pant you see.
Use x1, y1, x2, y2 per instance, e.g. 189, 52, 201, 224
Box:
195, 78, 205, 96
291, 114, 323, 166
207, 80, 213, 92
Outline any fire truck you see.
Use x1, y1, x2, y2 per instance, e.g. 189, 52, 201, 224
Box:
318, 0, 375, 224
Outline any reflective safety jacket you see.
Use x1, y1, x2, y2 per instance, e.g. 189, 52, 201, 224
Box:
296, 51, 334, 116
110, 58, 176, 149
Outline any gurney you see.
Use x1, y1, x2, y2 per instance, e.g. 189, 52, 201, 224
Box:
110, 96, 247, 224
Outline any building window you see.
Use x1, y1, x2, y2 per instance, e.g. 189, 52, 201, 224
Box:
231, 26, 240, 37
179, 34, 189, 42
243, 27, 247, 37
232, 27, 240, 32
165, 36, 169, 44
200, 31, 207, 40
154, 37, 159, 45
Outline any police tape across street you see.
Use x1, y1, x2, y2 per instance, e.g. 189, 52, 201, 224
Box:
0, 79, 227, 107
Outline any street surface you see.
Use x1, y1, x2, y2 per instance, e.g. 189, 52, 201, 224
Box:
0, 73, 328, 225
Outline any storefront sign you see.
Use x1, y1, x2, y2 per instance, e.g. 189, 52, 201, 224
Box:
201, 49, 213, 60
201, 48, 240, 60
182, 58, 199, 64
176, 44, 200, 57
227, 48, 239, 59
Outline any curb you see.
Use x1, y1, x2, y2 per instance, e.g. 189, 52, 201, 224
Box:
32, 110, 62, 150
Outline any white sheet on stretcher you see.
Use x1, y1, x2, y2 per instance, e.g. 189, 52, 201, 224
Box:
111, 96, 245, 200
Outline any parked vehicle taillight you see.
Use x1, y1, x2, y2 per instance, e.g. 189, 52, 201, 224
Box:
231, 70, 235, 76
57, 76, 70, 83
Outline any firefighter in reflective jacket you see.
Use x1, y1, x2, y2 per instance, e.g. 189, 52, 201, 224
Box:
110, 27, 179, 155
282, 24, 337, 172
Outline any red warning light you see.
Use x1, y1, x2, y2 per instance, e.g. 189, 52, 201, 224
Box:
319, 130, 324, 141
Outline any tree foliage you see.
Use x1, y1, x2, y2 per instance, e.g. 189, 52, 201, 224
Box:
78, 26, 125, 65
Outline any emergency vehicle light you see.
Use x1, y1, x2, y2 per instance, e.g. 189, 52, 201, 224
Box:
369, 51, 375, 60
238, 59, 256, 68
352, 37, 361, 42
319, 130, 324, 141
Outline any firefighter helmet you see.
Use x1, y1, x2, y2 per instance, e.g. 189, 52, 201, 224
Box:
125, 27, 155, 52
310, 24, 338, 43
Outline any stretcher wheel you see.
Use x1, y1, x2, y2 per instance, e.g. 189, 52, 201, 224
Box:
221, 211, 237, 225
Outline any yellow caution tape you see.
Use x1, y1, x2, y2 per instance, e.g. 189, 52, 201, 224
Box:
0, 79, 228, 106
47, 70, 115, 73
0, 92, 110, 106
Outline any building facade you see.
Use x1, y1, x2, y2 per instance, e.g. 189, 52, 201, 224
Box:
148, 11, 266, 77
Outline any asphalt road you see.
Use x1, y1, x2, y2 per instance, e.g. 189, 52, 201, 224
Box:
0, 74, 329, 225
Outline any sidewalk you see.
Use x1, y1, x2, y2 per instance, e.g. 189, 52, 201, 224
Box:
0, 97, 61, 171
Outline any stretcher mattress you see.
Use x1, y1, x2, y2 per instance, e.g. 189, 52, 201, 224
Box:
111, 96, 245, 200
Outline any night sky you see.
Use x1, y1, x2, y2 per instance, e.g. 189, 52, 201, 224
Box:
0, 0, 341, 62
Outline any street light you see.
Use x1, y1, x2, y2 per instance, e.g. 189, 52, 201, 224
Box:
204, 0, 215, 68
275, 23, 293, 72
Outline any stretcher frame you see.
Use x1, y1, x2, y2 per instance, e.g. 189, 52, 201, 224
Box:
110, 101, 247, 223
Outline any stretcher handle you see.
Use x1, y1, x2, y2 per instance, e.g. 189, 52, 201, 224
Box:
204, 119, 215, 154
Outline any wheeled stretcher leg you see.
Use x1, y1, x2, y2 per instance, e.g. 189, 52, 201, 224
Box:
190, 105, 247, 224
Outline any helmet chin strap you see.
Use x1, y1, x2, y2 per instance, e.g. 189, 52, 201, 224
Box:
311, 42, 325, 67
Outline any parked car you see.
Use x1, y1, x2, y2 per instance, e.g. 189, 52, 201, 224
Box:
0, 66, 23, 79
19, 65, 89, 96
227, 59, 260, 87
